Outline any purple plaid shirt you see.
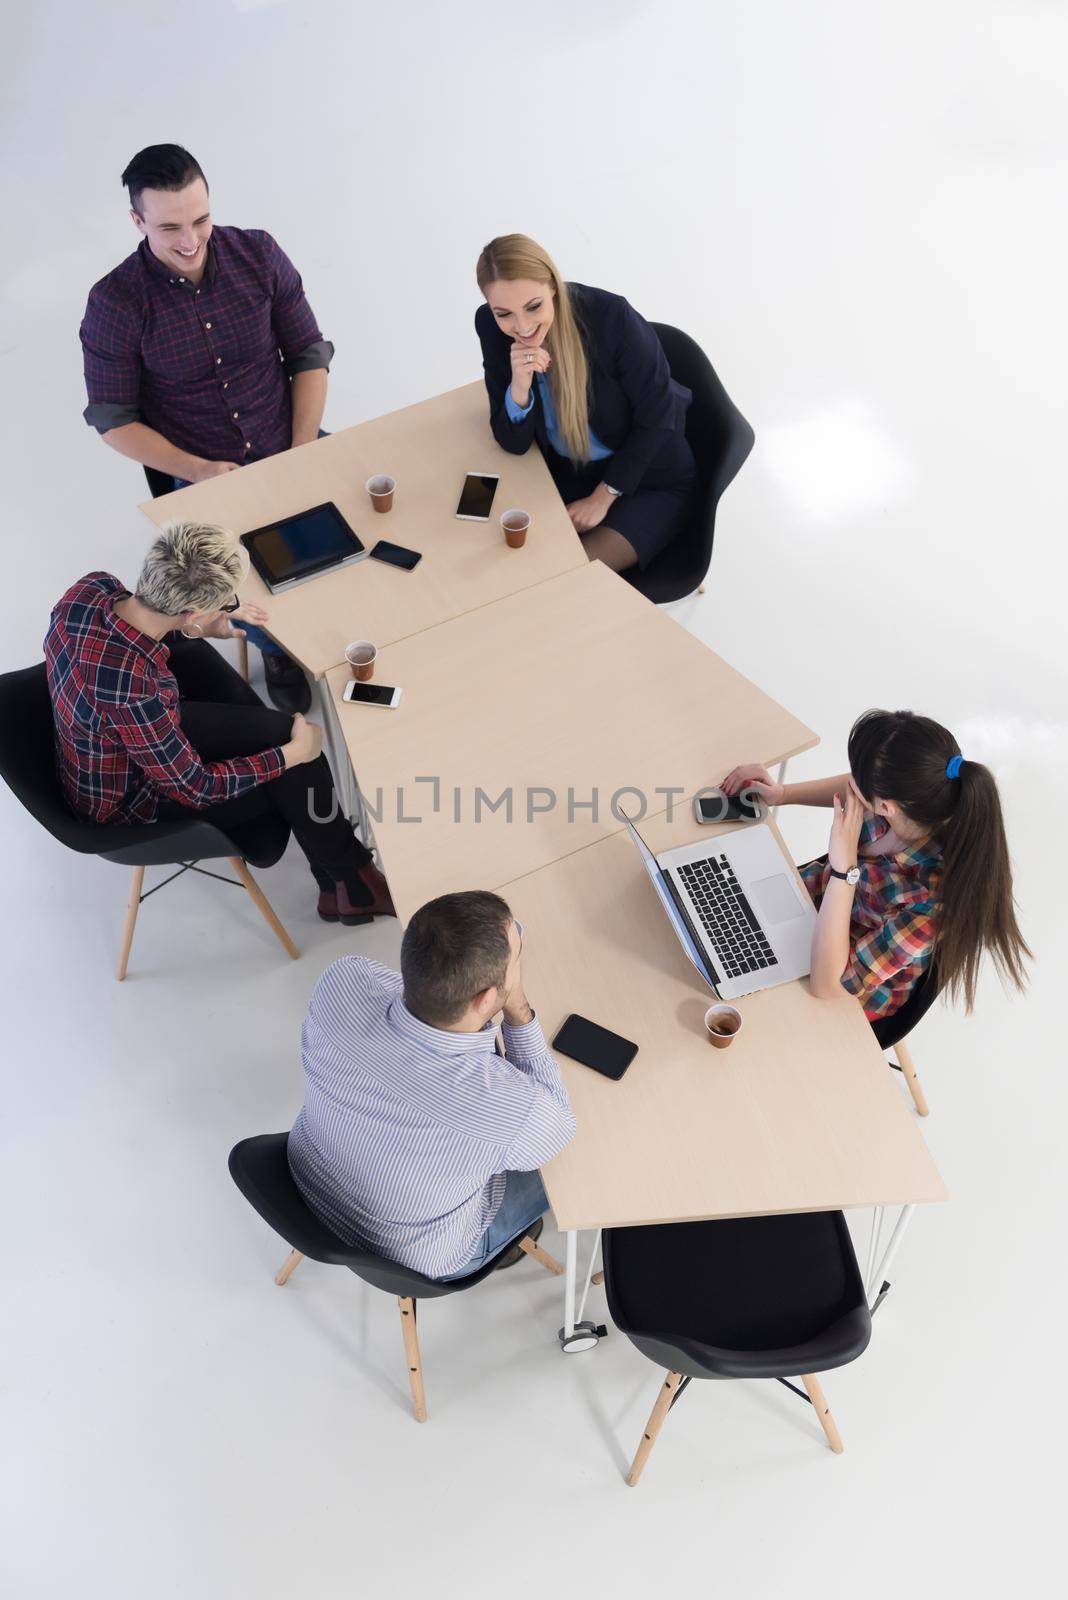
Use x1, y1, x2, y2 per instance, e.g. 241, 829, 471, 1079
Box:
80, 227, 333, 463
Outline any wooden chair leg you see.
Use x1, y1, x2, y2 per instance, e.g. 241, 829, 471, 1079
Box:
895, 1039, 929, 1117
398, 1297, 427, 1423
627, 1371, 684, 1486
274, 1249, 303, 1286
116, 866, 145, 981
518, 1235, 565, 1276
227, 857, 299, 960
801, 1373, 844, 1453
236, 634, 250, 683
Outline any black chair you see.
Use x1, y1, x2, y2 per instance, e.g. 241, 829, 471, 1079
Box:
228, 1133, 563, 1422
871, 967, 940, 1118
624, 324, 755, 604
0, 663, 298, 980
603, 1211, 872, 1485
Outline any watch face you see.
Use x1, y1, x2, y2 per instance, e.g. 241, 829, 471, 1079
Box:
846, 867, 861, 885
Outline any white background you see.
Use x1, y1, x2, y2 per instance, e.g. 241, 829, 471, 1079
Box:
1, 2, 1064, 1596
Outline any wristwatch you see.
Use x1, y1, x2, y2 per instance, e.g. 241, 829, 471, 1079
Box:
828, 864, 861, 886
603, 482, 623, 497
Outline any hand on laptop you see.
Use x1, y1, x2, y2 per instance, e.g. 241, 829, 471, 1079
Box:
720, 763, 785, 807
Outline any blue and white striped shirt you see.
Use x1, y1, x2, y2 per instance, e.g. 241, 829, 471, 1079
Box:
288, 956, 576, 1278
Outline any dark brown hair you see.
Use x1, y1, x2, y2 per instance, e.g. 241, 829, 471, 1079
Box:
401, 891, 513, 1027
848, 709, 1031, 1011
122, 144, 206, 218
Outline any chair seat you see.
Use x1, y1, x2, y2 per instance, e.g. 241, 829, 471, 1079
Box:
228, 1133, 519, 1302
603, 1211, 871, 1380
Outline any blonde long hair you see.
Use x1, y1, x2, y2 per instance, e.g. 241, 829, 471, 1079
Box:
476, 234, 591, 463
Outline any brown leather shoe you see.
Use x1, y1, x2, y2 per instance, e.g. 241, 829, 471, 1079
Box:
336, 879, 382, 925
317, 887, 340, 922
353, 861, 396, 918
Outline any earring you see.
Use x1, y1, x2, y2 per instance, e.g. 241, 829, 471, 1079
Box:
180, 624, 204, 640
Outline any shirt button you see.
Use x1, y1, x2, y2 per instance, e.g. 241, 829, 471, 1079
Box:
223, 381, 229, 389
178, 276, 186, 284
215, 357, 222, 365
245, 441, 252, 451
205, 321, 212, 329
232, 411, 239, 419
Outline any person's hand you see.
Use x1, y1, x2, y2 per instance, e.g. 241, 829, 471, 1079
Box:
828, 787, 865, 873
285, 713, 323, 767
721, 763, 785, 807
566, 486, 614, 533
191, 459, 241, 483
203, 601, 269, 641
222, 601, 269, 640
502, 981, 534, 1028
509, 340, 551, 407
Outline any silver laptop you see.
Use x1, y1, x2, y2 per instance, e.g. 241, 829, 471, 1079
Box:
622, 811, 817, 1000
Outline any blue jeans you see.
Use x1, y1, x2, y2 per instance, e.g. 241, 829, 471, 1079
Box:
437, 1169, 549, 1282
173, 428, 329, 659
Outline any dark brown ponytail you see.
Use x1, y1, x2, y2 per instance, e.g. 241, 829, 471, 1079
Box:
848, 710, 1031, 1011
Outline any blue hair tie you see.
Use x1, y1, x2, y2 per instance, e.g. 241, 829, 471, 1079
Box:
946, 755, 963, 780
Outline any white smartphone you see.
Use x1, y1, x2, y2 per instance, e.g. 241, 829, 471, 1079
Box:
455, 472, 500, 521
342, 681, 403, 708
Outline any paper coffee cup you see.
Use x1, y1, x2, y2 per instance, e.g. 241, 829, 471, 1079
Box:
345, 640, 377, 681
500, 508, 531, 549
704, 1004, 743, 1050
366, 475, 395, 512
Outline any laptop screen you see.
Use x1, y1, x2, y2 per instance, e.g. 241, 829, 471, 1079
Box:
620, 814, 716, 988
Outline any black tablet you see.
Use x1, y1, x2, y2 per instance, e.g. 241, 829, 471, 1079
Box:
240, 502, 366, 593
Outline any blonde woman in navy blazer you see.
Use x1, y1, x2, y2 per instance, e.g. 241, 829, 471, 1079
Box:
475, 234, 697, 574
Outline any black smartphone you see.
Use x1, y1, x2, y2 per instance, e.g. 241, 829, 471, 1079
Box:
369, 540, 422, 571
694, 789, 762, 824
455, 472, 500, 521
552, 1014, 638, 1081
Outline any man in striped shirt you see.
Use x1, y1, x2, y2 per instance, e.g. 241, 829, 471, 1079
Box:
288, 892, 575, 1280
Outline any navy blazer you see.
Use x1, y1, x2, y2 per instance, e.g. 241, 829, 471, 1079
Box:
475, 283, 693, 497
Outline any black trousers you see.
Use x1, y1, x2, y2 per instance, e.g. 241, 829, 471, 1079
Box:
157, 637, 371, 894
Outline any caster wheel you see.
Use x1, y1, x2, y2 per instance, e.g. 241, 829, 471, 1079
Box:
558, 1320, 607, 1354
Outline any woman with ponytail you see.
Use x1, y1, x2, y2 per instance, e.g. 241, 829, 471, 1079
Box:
475, 235, 697, 573
722, 710, 1030, 1020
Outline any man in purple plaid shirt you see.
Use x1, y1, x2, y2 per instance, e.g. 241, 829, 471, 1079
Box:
80, 144, 332, 714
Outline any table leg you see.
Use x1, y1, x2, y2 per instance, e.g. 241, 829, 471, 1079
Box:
563, 1230, 577, 1339
868, 1204, 915, 1313
317, 677, 364, 840
865, 1206, 885, 1295
558, 1230, 607, 1353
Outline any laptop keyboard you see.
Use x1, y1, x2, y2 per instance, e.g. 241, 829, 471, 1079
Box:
676, 855, 778, 981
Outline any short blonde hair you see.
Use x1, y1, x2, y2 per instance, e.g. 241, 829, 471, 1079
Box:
136, 521, 248, 616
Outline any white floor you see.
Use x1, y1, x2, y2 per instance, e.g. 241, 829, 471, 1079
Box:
2, 2, 1065, 1595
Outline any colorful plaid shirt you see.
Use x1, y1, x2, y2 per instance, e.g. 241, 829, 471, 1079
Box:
799, 816, 942, 1021
44, 573, 286, 825
80, 227, 333, 463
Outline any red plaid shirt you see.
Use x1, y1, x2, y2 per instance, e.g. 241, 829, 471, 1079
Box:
799, 816, 942, 1021
80, 227, 332, 463
44, 574, 286, 825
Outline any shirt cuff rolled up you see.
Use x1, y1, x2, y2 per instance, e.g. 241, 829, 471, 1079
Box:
283, 338, 335, 377
501, 1015, 548, 1062
84, 400, 142, 433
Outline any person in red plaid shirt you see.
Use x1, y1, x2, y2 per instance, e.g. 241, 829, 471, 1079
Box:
723, 710, 1029, 1021
44, 521, 394, 926
79, 144, 332, 715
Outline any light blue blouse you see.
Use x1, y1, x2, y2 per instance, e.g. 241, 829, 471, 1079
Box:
504, 371, 613, 462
